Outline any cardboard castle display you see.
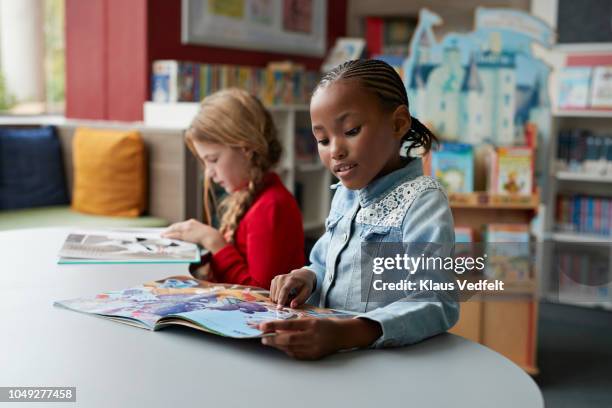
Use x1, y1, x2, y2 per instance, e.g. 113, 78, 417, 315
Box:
403, 8, 553, 149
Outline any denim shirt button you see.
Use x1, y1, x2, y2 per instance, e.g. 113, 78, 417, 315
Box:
343, 232, 349, 243
327, 273, 333, 282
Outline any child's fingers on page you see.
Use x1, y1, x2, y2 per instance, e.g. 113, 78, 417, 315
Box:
269, 276, 281, 302
276, 279, 300, 307
290, 286, 311, 308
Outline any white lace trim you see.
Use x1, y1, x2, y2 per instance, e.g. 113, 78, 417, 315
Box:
356, 176, 444, 227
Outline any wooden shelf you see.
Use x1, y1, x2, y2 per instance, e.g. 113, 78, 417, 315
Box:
449, 192, 539, 210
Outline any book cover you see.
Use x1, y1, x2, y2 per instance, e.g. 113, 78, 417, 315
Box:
57, 229, 202, 264
151, 60, 179, 103
429, 142, 474, 193
557, 67, 592, 109
54, 276, 353, 339
490, 147, 533, 195
485, 224, 531, 282
590, 66, 612, 109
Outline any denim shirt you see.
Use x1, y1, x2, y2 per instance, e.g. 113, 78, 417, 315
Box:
306, 158, 459, 348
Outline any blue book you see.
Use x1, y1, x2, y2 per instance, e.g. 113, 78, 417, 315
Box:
430, 142, 474, 193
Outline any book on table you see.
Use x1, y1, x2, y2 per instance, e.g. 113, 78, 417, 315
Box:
54, 276, 353, 339
57, 228, 203, 264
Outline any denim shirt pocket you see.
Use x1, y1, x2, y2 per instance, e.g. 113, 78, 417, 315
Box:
325, 211, 343, 232
359, 224, 401, 242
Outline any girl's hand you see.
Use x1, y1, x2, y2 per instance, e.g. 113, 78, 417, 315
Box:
162, 219, 227, 253
270, 269, 316, 308
259, 318, 382, 360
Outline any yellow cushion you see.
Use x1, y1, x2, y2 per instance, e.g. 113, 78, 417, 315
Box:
72, 128, 146, 217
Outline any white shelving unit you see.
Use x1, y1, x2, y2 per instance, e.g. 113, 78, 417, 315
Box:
540, 106, 612, 310
143, 102, 331, 236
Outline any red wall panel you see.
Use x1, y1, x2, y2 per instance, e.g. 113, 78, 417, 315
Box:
106, 0, 148, 121
65, 0, 106, 119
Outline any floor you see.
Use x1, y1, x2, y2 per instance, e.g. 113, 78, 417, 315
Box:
535, 301, 612, 407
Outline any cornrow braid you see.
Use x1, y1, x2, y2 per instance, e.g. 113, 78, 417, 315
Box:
315, 59, 437, 156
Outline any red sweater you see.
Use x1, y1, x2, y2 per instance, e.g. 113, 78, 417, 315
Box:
210, 173, 305, 289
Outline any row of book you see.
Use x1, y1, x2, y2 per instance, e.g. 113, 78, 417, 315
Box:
556, 251, 610, 303
556, 195, 612, 237
426, 143, 534, 196
152, 60, 320, 106
556, 129, 612, 175
455, 224, 531, 282
557, 66, 612, 110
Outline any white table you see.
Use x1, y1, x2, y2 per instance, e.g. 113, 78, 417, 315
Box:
0, 228, 544, 408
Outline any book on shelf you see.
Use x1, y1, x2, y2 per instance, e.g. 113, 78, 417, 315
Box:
485, 224, 531, 282
429, 142, 474, 193
54, 276, 353, 339
556, 195, 612, 237
57, 229, 203, 264
151, 60, 320, 106
555, 247, 610, 303
557, 67, 592, 109
556, 129, 612, 175
589, 66, 612, 109
488, 146, 533, 196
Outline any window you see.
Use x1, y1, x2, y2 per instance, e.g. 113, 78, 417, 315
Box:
0, 0, 65, 114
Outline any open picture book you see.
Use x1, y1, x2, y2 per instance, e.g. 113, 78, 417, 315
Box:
54, 276, 354, 338
57, 229, 203, 264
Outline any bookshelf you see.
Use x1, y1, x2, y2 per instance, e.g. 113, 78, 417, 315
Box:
448, 191, 540, 375
143, 102, 331, 237
540, 64, 612, 312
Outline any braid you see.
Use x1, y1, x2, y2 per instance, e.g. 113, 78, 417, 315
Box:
316, 59, 437, 156
218, 162, 264, 242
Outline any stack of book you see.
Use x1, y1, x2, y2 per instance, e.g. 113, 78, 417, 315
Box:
556, 129, 612, 175
556, 195, 612, 237
152, 60, 320, 106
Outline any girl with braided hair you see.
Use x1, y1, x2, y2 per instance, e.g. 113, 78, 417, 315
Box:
259, 59, 458, 359
163, 88, 305, 289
